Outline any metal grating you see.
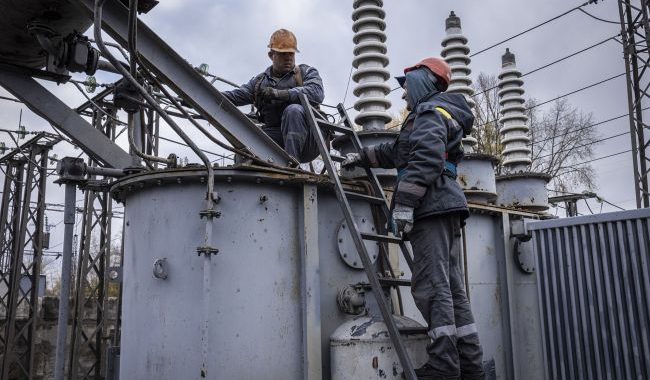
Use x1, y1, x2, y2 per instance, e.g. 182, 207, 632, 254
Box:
528, 209, 650, 380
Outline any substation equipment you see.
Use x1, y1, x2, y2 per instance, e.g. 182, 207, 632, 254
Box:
0, 1, 647, 380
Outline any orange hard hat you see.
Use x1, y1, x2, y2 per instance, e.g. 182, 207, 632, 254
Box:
404, 57, 451, 91
268, 29, 300, 53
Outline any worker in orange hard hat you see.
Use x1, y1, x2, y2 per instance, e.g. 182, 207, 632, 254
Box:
343, 57, 485, 380
222, 29, 325, 163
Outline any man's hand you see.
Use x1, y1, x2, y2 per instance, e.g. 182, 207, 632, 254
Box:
260, 87, 290, 102
392, 204, 414, 234
341, 153, 363, 169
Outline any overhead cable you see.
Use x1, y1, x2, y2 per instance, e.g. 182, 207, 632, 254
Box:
563, 149, 631, 168
471, 0, 601, 57
475, 72, 625, 131
529, 106, 650, 145
577, 8, 620, 24
158, 135, 233, 161
473, 34, 618, 97
535, 131, 629, 160
0, 95, 22, 104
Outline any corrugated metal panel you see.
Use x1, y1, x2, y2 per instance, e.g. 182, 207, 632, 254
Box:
528, 209, 650, 380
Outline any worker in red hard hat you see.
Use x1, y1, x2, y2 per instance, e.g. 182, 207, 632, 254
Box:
343, 57, 485, 380
222, 29, 324, 163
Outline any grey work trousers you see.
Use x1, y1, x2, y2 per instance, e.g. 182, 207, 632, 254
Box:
262, 104, 320, 163
409, 214, 485, 380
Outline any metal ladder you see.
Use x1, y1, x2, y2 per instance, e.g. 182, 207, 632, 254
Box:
299, 94, 420, 380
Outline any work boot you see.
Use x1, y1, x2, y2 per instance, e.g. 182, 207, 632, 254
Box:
414, 363, 460, 380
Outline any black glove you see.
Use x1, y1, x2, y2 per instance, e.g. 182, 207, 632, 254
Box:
341, 153, 363, 169
260, 87, 290, 102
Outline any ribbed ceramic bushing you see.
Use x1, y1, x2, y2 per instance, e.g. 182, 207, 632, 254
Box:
497, 49, 532, 173
441, 11, 478, 153
352, 0, 392, 131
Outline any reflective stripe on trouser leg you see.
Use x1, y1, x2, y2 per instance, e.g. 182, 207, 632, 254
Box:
449, 218, 485, 379
456, 323, 478, 338
409, 216, 460, 377
428, 324, 457, 340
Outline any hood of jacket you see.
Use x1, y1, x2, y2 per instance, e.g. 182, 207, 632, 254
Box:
425, 92, 475, 136
404, 68, 439, 109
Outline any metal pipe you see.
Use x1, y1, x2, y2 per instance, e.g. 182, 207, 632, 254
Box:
94, 0, 213, 193
96, 59, 121, 74
54, 182, 77, 380
85, 165, 125, 177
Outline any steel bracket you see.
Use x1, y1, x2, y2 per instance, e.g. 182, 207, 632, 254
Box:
196, 246, 219, 256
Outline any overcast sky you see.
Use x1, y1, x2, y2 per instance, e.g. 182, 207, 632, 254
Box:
0, 0, 631, 273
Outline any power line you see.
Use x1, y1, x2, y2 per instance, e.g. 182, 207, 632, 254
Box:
471, 0, 600, 57
549, 188, 626, 211
577, 7, 619, 24
0, 95, 22, 104
563, 149, 631, 168
473, 34, 618, 98
158, 135, 233, 161
530, 106, 650, 146
476, 72, 625, 130
535, 131, 629, 160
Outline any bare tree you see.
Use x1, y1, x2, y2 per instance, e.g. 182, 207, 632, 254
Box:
472, 73, 599, 192
473, 73, 502, 157
386, 107, 410, 131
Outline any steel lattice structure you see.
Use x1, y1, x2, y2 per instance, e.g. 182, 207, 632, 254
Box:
0, 133, 59, 379
69, 106, 120, 380
619, 0, 650, 208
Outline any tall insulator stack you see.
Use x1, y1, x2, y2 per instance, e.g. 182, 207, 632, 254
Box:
497, 48, 532, 173
336, 0, 398, 185
441, 11, 477, 152
495, 49, 550, 211
441, 11, 498, 204
351, 0, 392, 131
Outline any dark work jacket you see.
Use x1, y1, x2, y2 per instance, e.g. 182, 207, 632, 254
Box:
363, 92, 473, 220
222, 64, 324, 128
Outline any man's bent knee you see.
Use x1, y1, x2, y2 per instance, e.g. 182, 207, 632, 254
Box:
282, 104, 305, 118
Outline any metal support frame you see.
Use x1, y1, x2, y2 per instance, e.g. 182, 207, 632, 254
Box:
0, 134, 59, 379
76, 0, 295, 166
619, 0, 650, 208
300, 184, 322, 380
0, 69, 134, 169
496, 213, 518, 380
69, 105, 120, 380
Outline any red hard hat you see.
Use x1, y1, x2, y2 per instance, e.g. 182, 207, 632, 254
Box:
404, 57, 451, 91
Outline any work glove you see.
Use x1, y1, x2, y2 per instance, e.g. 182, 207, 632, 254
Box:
341, 153, 363, 169
391, 204, 414, 235
260, 87, 290, 102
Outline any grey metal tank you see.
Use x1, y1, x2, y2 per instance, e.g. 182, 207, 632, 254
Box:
110, 166, 425, 379
330, 315, 428, 379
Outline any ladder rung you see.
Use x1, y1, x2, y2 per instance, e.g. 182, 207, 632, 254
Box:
361, 232, 402, 244
344, 191, 385, 204
317, 120, 354, 134
378, 277, 411, 287
399, 326, 428, 335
